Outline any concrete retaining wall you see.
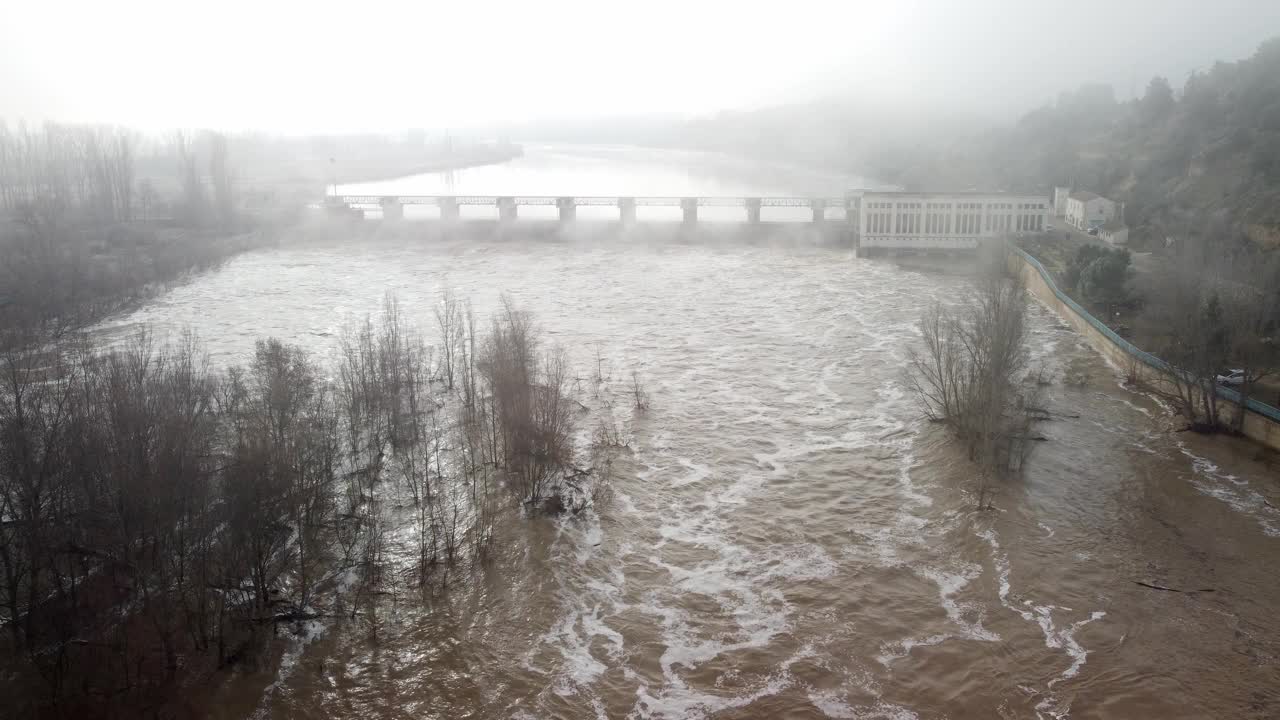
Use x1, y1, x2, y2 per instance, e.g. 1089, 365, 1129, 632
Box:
1010, 249, 1280, 452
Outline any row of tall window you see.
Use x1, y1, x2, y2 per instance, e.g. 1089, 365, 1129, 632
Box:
862, 200, 1046, 212
986, 213, 1013, 232
867, 211, 893, 233
1016, 214, 1045, 232
861, 205, 1046, 235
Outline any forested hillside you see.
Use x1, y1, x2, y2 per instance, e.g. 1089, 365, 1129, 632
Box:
663, 38, 1280, 250
865, 38, 1280, 248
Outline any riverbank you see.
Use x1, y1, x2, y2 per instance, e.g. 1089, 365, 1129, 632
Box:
329, 142, 524, 189
1010, 246, 1280, 452
237, 142, 525, 211
0, 218, 281, 348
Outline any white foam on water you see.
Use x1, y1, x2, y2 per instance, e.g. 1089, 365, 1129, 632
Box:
978, 528, 1107, 719
866, 382, 931, 509
758, 543, 840, 583
713, 469, 767, 505
615, 490, 639, 515
1128, 439, 1159, 455
624, 441, 848, 717
752, 431, 882, 482
534, 506, 629, 703
1112, 395, 1153, 417
892, 444, 932, 509
631, 642, 812, 719
546, 609, 611, 695
808, 691, 922, 720
919, 562, 999, 642
534, 434, 808, 715
251, 618, 327, 719
814, 359, 849, 408
579, 519, 605, 564
854, 514, 927, 569
876, 633, 951, 667
655, 503, 722, 549
527, 291, 987, 717
1176, 440, 1280, 537
863, 381, 998, 667
875, 553, 998, 666
672, 458, 712, 487
1048, 611, 1107, 684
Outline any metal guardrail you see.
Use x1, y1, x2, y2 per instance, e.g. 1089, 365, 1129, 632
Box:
1013, 246, 1280, 423
335, 194, 848, 207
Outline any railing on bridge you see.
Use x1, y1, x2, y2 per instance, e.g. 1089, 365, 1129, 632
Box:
329, 195, 849, 224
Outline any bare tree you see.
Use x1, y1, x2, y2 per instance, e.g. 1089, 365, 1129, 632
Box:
0, 291, 621, 710
630, 369, 650, 410
1139, 241, 1277, 432
136, 177, 157, 221
435, 288, 463, 390
209, 132, 234, 229
1219, 260, 1280, 432
479, 297, 577, 507
906, 268, 1041, 506
173, 131, 207, 227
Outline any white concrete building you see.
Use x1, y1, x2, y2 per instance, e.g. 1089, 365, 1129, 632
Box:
1053, 186, 1072, 217
1064, 190, 1117, 230
851, 191, 1050, 252
1098, 218, 1129, 245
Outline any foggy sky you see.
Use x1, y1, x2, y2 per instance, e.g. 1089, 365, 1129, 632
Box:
3, 0, 1279, 133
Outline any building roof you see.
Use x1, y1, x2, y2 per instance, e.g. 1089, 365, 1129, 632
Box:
1069, 190, 1102, 202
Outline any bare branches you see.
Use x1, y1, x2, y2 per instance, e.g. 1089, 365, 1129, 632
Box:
630, 370, 650, 411
0, 122, 135, 223
477, 298, 577, 506
1142, 241, 1280, 432
905, 270, 1041, 506
435, 288, 463, 390
0, 291, 625, 710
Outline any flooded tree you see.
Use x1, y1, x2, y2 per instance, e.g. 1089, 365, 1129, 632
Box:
436, 288, 464, 390
906, 263, 1042, 505
0, 291, 618, 713
479, 297, 577, 508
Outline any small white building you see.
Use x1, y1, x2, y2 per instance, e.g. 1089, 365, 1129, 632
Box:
1053, 186, 1072, 217
1099, 218, 1128, 246
852, 191, 1050, 251
1064, 190, 1117, 230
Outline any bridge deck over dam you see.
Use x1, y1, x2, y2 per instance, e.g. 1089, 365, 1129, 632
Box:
330, 194, 845, 224
324, 190, 1053, 254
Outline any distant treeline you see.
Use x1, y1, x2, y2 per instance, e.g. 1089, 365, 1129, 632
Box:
0, 293, 622, 715
0, 123, 274, 343
0, 124, 244, 228
0, 122, 520, 225
0, 122, 524, 338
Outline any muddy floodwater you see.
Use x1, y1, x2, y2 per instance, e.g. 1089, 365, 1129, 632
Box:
93, 229, 1280, 720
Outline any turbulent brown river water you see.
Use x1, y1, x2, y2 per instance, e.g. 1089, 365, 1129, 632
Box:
93, 232, 1280, 719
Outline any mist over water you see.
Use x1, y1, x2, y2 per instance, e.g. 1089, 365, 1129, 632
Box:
330, 145, 873, 224
95, 160, 1280, 717
336, 146, 866, 198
